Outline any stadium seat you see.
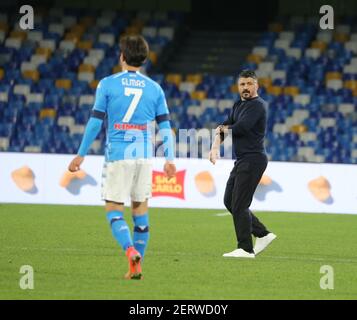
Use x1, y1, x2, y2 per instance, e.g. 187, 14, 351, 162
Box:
55, 79, 72, 90
23, 70, 40, 82
247, 54, 263, 64
191, 91, 207, 100
166, 74, 182, 86
186, 74, 203, 85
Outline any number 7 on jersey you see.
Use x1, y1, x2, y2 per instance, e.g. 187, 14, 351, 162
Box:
122, 87, 143, 123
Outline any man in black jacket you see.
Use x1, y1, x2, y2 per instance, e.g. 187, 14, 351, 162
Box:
209, 70, 276, 258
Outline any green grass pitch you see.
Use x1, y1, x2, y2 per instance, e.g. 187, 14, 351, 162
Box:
0, 203, 357, 300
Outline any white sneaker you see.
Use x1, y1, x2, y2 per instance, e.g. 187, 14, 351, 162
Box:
222, 248, 255, 258
254, 233, 277, 255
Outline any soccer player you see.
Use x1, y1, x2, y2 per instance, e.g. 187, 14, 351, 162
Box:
68, 35, 176, 279
209, 70, 276, 258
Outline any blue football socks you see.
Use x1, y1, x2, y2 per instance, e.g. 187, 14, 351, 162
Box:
133, 213, 150, 258
106, 211, 133, 251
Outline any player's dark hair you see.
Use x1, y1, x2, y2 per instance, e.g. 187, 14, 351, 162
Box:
239, 69, 257, 79
119, 35, 149, 67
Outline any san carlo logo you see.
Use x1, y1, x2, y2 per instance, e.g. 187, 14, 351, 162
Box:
152, 170, 218, 200
152, 170, 186, 199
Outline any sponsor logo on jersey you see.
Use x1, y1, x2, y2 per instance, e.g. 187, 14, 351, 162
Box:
114, 123, 148, 130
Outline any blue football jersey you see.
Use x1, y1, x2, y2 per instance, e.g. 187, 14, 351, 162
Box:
93, 70, 169, 161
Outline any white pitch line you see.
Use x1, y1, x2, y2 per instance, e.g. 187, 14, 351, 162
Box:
260, 254, 357, 264
3, 246, 357, 265
214, 212, 230, 217
1, 246, 112, 254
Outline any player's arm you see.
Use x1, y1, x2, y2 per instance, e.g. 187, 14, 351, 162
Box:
209, 130, 223, 165
68, 112, 104, 172
68, 80, 107, 172
155, 88, 176, 179
209, 105, 234, 164
157, 115, 176, 179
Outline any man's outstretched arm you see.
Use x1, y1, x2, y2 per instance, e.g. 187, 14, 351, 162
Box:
68, 112, 104, 172
209, 104, 234, 164
156, 115, 176, 179
209, 126, 225, 165
155, 87, 176, 179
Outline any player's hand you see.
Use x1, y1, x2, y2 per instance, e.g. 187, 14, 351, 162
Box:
215, 125, 223, 135
220, 125, 229, 134
164, 161, 176, 180
209, 148, 219, 165
68, 155, 84, 172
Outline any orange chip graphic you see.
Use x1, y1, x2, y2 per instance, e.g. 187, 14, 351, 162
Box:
11, 166, 35, 192
259, 175, 272, 186
195, 171, 216, 197
59, 170, 87, 188
308, 176, 331, 202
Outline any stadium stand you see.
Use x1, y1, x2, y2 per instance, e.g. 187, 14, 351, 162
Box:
0, 8, 182, 155
1, 7, 357, 164
159, 17, 357, 163
250, 17, 357, 164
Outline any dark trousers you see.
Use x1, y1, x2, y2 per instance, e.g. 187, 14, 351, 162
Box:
224, 159, 269, 253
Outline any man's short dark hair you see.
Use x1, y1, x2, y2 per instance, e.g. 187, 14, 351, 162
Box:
239, 69, 257, 80
119, 35, 149, 67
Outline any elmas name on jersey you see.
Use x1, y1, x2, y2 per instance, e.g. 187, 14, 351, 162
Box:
122, 78, 146, 88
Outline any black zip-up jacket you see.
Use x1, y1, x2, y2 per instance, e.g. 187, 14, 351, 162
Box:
221, 96, 268, 162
